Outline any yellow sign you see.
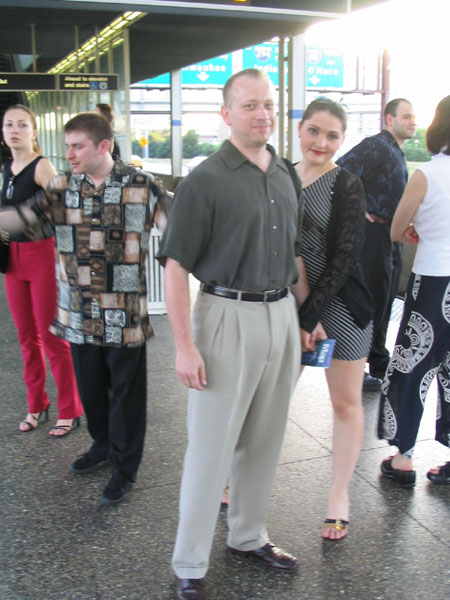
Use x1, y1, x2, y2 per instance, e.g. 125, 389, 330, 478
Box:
138, 136, 149, 148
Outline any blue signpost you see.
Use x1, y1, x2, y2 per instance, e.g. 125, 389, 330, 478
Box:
242, 42, 280, 86
305, 47, 344, 89
138, 54, 232, 87
181, 54, 232, 86
136, 43, 344, 90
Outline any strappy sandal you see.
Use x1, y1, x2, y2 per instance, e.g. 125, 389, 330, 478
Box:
49, 417, 81, 438
322, 518, 349, 540
19, 408, 49, 432
426, 461, 450, 484
220, 485, 229, 509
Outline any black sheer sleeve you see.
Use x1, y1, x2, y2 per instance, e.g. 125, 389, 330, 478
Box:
299, 169, 366, 333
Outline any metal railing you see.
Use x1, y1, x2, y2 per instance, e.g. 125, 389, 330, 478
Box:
146, 227, 166, 314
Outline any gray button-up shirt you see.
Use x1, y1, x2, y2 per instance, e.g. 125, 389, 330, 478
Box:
157, 140, 303, 291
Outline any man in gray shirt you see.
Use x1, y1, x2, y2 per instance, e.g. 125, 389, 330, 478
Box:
157, 69, 307, 600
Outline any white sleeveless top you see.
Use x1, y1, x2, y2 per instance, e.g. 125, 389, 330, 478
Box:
412, 153, 450, 276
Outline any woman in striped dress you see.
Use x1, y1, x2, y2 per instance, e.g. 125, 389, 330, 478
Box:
295, 98, 373, 540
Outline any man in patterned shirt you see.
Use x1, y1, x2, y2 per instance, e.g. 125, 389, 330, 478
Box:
0, 113, 169, 505
337, 98, 416, 391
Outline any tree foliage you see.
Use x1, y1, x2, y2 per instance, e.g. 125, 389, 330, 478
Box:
131, 130, 219, 159
403, 128, 431, 162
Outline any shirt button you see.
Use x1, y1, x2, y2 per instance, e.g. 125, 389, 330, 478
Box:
272, 225, 277, 230
270, 199, 275, 204
273, 251, 278, 256
91, 271, 95, 275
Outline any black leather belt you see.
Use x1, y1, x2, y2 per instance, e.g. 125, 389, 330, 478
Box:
200, 284, 289, 303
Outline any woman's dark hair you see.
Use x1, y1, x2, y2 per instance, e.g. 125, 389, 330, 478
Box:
426, 95, 450, 156
95, 103, 114, 124
301, 97, 347, 132
3, 104, 42, 154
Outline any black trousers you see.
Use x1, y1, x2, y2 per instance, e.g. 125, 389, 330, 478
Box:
70, 343, 147, 481
378, 273, 450, 454
363, 221, 402, 378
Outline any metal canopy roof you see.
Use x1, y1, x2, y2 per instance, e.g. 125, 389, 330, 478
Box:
0, 0, 387, 85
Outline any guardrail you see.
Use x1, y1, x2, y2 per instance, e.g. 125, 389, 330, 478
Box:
146, 227, 166, 314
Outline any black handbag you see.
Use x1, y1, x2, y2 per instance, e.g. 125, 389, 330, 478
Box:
0, 229, 9, 274
0, 172, 10, 273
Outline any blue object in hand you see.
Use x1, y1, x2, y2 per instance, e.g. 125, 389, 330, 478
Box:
301, 339, 336, 368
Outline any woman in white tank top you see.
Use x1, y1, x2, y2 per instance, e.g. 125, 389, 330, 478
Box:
378, 95, 450, 487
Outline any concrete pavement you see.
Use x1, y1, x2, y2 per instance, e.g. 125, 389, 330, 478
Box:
1, 278, 449, 600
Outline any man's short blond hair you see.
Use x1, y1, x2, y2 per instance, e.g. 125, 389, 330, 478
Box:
222, 68, 271, 107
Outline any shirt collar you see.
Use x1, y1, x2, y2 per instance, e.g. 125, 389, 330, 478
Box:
381, 128, 403, 152
219, 139, 280, 171
71, 158, 131, 189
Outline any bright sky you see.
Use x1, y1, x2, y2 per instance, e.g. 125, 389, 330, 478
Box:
305, 0, 450, 127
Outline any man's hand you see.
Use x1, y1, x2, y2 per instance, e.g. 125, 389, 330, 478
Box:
164, 258, 207, 391
365, 211, 375, 223
176, 344, 207, 391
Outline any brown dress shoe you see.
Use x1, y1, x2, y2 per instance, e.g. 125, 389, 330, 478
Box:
226, 542, 299, 572
175, 577, 207, 599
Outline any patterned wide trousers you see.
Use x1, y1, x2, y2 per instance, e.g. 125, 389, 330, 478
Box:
378, 273, 450, 455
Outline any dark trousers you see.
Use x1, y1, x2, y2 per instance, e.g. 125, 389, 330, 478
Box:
364, 221, 402, 378
70, 343, 147, 482
378, 273, 450, 454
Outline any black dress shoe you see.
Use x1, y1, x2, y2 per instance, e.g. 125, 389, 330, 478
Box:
101, 471, 133, 505
363, 373, 382, 392
427, 461, 450, 484
226, 542, 299, 572
175, 577, 207, 600
70, 444, 108, 474
380, 458, 416, 487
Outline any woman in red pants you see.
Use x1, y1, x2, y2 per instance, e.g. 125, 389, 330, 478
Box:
1, 104, 83, 436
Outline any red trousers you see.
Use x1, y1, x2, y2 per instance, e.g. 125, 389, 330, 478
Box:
5, 238, 82, 419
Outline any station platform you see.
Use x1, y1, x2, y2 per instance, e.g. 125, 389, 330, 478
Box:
1, 278, 449, 600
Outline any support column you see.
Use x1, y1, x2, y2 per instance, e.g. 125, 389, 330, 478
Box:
287, 34, 306, 163
278, 36, 286, 158
31, 24, 37, 73
171, 69, 183, 179
122, 28, 132, 160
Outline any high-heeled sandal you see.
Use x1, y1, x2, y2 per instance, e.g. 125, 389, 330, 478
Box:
426, 461, 450, 484
49, 417, 81, 438
19, 407, 49, 433
322, 518, 349, 540
220, 485, 229, 509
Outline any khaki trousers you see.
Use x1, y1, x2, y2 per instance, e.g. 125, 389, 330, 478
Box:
172, 290, 300, 579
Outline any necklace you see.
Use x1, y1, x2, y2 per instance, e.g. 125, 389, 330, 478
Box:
5, 175, 16, 200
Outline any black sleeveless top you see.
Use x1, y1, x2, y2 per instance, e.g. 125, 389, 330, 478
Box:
1, 156, 47, 242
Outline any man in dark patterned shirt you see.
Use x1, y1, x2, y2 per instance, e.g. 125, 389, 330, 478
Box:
0, 113, 169, 504
337, 98, 416, 391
